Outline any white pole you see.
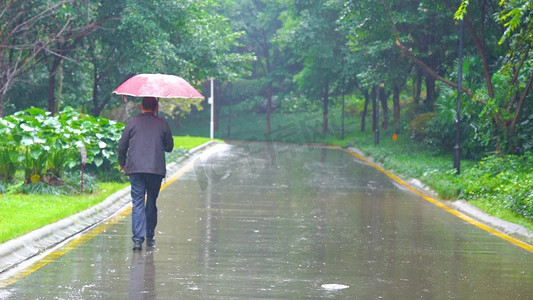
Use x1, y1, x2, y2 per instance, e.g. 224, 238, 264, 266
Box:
210, 77, 214, 139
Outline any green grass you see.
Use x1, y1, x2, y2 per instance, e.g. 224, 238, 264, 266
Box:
0, 182, 128, 243
173, 135, 222, 149
468, 198, 533, 232
0, 136, 215, 244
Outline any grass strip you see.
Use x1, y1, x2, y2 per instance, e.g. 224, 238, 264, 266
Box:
0, 182, 128, 244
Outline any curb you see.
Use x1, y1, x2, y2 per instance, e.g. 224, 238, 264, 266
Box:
449, 200, 533, 243
0, 140, 219, 274
348, 146, 533, 245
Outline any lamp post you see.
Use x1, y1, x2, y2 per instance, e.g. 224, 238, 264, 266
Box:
341, 80, 345, 140
374, 84, 382, 145
454, 20, 464, 174
209, 78, 214, 139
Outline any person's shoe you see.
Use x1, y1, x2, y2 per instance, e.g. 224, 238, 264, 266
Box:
132, 241, 142, 251
146, 238, 156, 247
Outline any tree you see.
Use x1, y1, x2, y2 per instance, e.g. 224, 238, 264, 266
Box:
278, 0, 350, 134
0, 0, 77, 117
40, 1, 110, 114
88, 0, 250, 117
336, 0, 410, 132
222, 0, 286, 134
455, 0, 533, 153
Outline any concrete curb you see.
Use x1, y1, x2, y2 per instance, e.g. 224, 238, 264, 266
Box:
449, 200, 533, 243
348, 146, 533, 245
0, 140, 219, 274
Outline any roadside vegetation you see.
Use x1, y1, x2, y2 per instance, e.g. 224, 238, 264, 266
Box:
0, 113, 213, 244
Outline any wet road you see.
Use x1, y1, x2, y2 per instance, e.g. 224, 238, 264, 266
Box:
1, 142, 532, 299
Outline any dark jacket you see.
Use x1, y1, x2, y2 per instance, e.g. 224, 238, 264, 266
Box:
118, 112, 174, 176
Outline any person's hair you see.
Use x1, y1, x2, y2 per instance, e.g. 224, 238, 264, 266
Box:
142, 97, 158, 111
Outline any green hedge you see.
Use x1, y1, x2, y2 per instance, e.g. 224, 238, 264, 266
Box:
0, 107, 124, 187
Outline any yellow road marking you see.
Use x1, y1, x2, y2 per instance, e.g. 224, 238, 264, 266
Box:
0, 160, 195, 288
340, 147, 533, 253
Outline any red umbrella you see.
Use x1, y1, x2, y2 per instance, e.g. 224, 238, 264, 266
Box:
112, 73, 204, 101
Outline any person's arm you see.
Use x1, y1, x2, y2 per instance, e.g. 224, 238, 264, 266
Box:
164, 121, 174, 153
118, 124, 131, 169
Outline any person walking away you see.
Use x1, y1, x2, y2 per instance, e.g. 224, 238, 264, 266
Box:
118, 97, 174, 251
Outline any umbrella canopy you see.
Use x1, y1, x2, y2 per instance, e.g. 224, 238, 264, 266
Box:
112, 73, 204, 100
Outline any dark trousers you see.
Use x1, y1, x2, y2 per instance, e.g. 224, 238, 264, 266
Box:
129, 173, 163, 243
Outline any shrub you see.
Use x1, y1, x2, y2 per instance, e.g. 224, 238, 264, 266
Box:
0, 143, 17, 182
0, 106, 124, 191
408, 111, 435, 141
459, 153, 533, 218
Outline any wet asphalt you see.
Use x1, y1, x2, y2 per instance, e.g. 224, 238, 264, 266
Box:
0, 141, 532, 299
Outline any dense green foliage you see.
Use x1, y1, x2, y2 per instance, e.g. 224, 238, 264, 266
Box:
1, 0, 251, 117
3, 0, 533, 155
459, 154, 533, 219
0, 107, 123, 192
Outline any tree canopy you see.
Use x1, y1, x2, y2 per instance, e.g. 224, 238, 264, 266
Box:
2, 0, 533, 155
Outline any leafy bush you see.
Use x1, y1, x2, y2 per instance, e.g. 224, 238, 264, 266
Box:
459, 153, 533, 218
0, 143, 17, 182
279, 93, 321, 113
408, 111, 435, 141
406, 55, 492, 159
17, 171, 97, 195
0, 106, 124, 191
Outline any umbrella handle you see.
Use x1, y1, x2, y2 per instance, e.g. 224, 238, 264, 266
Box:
122, 95, 125, 103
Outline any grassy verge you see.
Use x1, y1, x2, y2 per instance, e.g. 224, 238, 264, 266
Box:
173, 135, 222, 149
0, 136, 214, 244
0, 182, 128, 244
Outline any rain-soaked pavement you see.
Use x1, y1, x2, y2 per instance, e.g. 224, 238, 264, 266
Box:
1, 141, 532, 299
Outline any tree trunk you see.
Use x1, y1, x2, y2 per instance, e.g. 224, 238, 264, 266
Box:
92, 65, 101, 116
393, 86, 400, 132
414, 70, 422, 105
361, 89, 370, 132
371, 86, 378, 132
173, 116, 182, 129
322, 82, 329, 134
380, 0, 476, 99
56, 61, 63, 112
265, 81, 273, 134
425, 74, 436, 110
47, 56, 62, 114
214, 80, 221, 132
0, 92, 6, 118
379, 84, 389, 130
227, 100, 232, 138
442, 0, 494, 98
505, 71, 533, 152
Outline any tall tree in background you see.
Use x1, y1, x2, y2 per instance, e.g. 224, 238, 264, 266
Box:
278, 0, 348, 134
40, 1, 108, 114
89, 0, 250, 117
336, 0, 410, 131
222, 0, 286, 134
454, 0, 533, 153
85, 0, 125, 117
1, 0, 250, 117
0, 0, 77, 117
